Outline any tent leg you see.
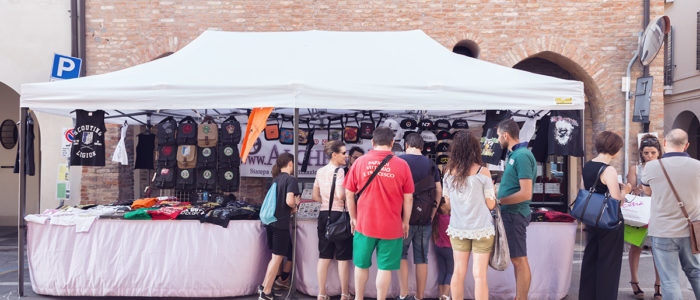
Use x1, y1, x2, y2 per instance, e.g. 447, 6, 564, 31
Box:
18, 107, 28, 297
284, 108, 299, 300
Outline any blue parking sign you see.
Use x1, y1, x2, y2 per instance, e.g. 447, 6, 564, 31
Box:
51, 54, 82, 79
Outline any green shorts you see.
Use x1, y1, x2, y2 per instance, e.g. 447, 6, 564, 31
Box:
353, 231, 403, 271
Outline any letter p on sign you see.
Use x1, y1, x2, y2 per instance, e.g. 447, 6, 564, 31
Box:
51, 54, 82, 80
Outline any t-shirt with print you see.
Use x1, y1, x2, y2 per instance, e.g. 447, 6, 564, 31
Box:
314, 163, 347, 212
271, 172, 300, 230
344, 149, 415, 239
498, 143, 537, 217
641, 153, 700, 238
398, 153, 441, 184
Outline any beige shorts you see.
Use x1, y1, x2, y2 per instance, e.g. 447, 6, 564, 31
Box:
450, 235, 495, 254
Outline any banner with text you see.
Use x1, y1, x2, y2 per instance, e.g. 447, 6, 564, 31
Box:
240, 130, 374, 178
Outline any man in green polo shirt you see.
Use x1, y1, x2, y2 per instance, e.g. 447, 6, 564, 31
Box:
496, 118, 536, 300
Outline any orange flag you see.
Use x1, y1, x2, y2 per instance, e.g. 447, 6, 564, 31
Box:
240, 107, 273, 163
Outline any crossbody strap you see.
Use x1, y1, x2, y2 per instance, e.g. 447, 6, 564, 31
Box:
659, 159, 692, 221
590, 164, 608, 193
356, 154, 394, 201
326, 167, 341, 215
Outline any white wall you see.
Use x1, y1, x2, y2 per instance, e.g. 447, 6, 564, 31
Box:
0, 0, 74, 225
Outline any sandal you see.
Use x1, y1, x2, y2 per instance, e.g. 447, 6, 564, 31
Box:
630, 281, 644, 299
655, 284, 662, 300
340, 294, 354, 300
317, 295, 329, 300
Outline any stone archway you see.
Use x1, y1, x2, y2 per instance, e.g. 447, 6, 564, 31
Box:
672, 111, 700, 159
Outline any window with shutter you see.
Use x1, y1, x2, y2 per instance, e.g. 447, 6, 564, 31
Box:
665, 26, 674, 86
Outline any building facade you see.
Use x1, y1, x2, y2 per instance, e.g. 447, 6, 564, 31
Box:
77, 0, 664, 204
664, 0, 700, 158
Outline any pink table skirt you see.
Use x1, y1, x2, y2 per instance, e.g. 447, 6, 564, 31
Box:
27, 219, 270, 297
295, 220, 577, 300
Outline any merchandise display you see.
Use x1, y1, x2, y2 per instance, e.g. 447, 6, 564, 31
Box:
70, 109, 106, 166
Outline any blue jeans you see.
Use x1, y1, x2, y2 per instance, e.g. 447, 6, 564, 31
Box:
651, 236, 700, 300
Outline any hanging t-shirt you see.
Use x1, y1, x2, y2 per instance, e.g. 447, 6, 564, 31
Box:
547, 111, 584, 157
134, 133, 155, 169
14, 115, 35, 176
271, 172, 300, 230
111, 124, 129, 165
481, 110, 511, 165
70, 110, 106, 166
529, 115, 550, 163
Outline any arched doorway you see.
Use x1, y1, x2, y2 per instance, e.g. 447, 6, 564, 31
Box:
672, 111, 700, 159
512, 52, 601, 204
0, 81, 41, 225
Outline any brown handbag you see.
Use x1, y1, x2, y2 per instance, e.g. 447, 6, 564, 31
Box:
659, 159, 700, 254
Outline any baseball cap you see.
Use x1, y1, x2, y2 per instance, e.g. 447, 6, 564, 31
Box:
420, 130, 438, 143
436, 130, 452, 140
381, 119, 401, 132
437, 142, 450, 153
419, 119, 435, 131
400, 118, 418, 130
436, 154, 449, 165
435, 119, 451, 130
452, 119, 469, 129
422, 142, 437, 155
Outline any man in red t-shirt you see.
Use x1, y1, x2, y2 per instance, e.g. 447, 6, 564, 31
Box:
345, 126, 414, 300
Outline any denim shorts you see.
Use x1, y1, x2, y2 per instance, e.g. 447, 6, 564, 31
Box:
401, 224, 432, 264
502, 212, 530, 258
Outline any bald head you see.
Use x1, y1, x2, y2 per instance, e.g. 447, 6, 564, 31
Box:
664, 128, 689, 152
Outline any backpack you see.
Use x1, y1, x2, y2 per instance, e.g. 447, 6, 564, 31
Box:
260, 182, 278, 225
176, 116, 198, 145
154, 166, 175, 189
175, 168, 196, 191
177, 145, 197, 169
218, 144, 240, 167
197, 116, 218, 147
220, 116, 242, 145
156, 145, 177, 168
197, 146, 217, 168
218, 167, 240, 192
409, 163, 438, 225
156, 116, 177, 146
196, 168, 217, 191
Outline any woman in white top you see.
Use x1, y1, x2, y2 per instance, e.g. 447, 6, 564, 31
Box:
443, 131, 496, 300
312, 140, 352, 300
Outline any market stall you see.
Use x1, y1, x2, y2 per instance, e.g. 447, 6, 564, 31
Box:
18, 30, 585, 297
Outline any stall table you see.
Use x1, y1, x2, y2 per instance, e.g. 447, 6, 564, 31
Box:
27, 219, 269, 297
295, 219, 576, 300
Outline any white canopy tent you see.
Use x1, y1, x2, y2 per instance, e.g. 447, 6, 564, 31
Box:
20, 30, 584, 119
16, 30, 585, 296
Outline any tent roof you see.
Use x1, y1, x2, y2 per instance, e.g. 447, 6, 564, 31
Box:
20, 30, 584, 119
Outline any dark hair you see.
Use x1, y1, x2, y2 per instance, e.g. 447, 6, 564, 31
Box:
348, 146, 365, 157
372, 126, 395, 146
404, 132, 424, 150
639, 134, 662, 163
594, 131, 624, 155
272, 152, 294, 178
445, 131, 483, 189
497, 118, 519, 140
324, 140, 345, 157
431, 197, 447, 242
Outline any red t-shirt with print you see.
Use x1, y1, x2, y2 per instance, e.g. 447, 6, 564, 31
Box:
344, 149, 414, 239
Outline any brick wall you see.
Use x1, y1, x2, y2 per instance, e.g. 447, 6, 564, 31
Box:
80, 0, 665, 201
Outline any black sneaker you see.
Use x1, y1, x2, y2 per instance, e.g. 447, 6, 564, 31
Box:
259, 291, 276, 300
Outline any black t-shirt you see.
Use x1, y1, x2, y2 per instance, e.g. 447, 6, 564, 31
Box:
134, 133, 155, 169
481, 110, 511, 165
14, 116, 35, 176
70, 110, 106, 166
271, 173, 300, 229
398, 154, 440, 183
547, 110, 584, 157
529, 115, 550, 163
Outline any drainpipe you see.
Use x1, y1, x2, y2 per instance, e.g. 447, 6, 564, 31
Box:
70, 0, 78, 57
624, 51, 639, 182
642, 0, 650, 132
79, 0, 86, 76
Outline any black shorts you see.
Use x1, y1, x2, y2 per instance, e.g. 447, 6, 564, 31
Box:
317, 211, 353, 260
502, 212, 530, 258
266, 225, 292, 260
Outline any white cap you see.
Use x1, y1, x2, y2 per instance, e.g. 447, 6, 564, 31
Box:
420, 130, 438, 143
381, 119, 401, 131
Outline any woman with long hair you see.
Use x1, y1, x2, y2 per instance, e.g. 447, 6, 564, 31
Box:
443, 131, 496, 300
259, 152, 300, 300
626, 134, 662, 299
313, 140, 353, 300
578, 131, 632, 300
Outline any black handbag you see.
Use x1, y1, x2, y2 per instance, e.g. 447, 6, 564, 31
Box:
324, 167, 351, 241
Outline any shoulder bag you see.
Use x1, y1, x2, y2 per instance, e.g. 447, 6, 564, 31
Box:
659, 159, 700, 254
324, 167, 351, 241
570, 165, 622, 229
485, 166, 510, 271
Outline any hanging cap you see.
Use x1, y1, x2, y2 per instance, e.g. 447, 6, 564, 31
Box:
419, 119, 435, 131
400, 118, 418, 130
435, 119, 451, 130
422, 142, 437, 155
436, 154, 449, 165
403, 130, 417, 140
437, 142, 450, 153
436, 130, 452, 140
420, 130, 438, 143
381, 119, 401, 132
452, 119, 469, 129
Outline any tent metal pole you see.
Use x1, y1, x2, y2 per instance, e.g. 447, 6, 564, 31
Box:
17, 107, 28, 296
